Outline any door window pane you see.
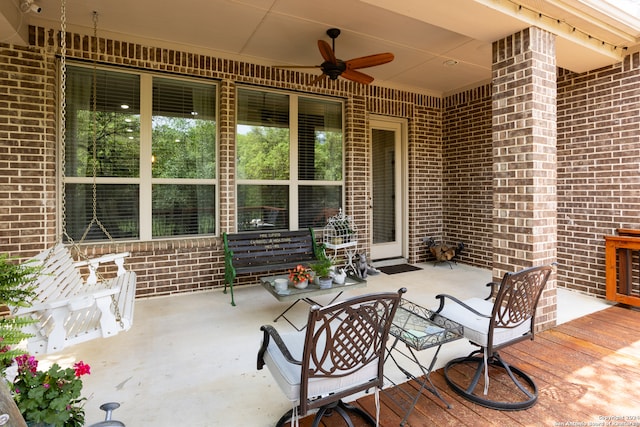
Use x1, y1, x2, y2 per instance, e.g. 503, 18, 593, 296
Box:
372, 129, 396, 244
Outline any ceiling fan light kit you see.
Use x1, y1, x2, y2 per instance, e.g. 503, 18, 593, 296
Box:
279, 28, 394, 85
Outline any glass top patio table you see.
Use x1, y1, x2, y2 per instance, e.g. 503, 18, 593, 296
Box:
260, 273, 367, 330
385, 298, 464, 425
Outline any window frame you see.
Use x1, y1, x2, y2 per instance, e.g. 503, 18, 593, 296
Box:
235, 86, 345, 232
60, 62, 219, 242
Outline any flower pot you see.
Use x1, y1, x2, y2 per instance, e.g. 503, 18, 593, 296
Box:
274, 278, 288, 293
318, 277, 333, 289
293, 279, 308, 289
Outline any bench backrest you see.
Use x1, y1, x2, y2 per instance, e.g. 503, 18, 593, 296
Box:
224, 230, 316, 269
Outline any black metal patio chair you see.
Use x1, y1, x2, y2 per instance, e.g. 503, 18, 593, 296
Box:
257, 288, 406, 426
434, 264, 556, 410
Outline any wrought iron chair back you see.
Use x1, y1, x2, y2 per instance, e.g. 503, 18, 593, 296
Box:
300, 291, 401, 414
487, 264, 555, 354
258, 288, 406, 426
434, 263, 556, 410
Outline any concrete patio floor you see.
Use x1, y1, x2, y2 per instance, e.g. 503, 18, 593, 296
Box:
38, 263, 612, 426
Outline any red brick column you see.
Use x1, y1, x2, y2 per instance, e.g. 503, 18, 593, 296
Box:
492, 27, 558, 330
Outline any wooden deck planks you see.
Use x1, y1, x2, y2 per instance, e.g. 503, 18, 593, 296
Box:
289, 305, 640, 426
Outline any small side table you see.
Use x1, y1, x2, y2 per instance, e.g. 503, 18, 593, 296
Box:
260, 274, 367, 331
385, 299, 463, 425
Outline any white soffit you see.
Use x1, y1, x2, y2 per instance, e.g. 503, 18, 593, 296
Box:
0, 0, 28, 45
361, 0, 630, 72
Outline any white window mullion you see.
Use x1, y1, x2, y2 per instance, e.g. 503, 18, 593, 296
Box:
290, 94, 299, 230
139, 74, 153, 240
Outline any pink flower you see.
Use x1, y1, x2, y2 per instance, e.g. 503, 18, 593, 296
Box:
15, 354, 38, 375
73, 361, 91, 377
43, 383, 50, 389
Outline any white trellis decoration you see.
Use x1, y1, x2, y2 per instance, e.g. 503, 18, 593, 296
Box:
323, 209, 358, 274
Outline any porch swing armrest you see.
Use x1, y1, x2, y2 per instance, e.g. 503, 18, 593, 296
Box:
74, 251, 131, 268
75, 252, 132, 284
17, 284, 120, 313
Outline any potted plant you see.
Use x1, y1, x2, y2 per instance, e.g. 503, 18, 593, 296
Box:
311, 258, 333, 289
0, 253, 39, 371
288, 264, 311, 289
11, 354, 91, 427
0, 253, 39, 426
0, 252, 92, 427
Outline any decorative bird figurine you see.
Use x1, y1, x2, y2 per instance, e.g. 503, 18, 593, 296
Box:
333, 268, 347, 285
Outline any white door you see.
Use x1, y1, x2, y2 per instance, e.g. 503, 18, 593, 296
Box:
370, 118, 405, 261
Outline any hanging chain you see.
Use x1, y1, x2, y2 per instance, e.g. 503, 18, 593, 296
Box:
54, 4, 122, 326
59, 0, 67, 243
79, 11, 114, 243
88, 12, 122, 325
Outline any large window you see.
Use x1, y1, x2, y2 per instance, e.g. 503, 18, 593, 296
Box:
64, 65, 217, 241
236, 88, 343, 232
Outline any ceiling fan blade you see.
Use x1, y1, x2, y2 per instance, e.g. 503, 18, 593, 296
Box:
341, 69, 374, 84
317, 40, 337, 64
345, 53, 394, 70
309, 73, 328, 85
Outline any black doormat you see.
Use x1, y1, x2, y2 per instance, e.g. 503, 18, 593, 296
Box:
378, 264, 423, 275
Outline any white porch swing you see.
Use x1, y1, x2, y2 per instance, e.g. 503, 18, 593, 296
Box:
12, 7, 136, 355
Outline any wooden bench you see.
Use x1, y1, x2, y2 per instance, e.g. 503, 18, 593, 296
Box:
223, 229, 321, 306
605, 228, 640, 307
12, 243, 137, 354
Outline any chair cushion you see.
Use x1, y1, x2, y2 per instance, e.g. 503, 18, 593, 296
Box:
262, 330, 379, 402
438, 297, 531, 348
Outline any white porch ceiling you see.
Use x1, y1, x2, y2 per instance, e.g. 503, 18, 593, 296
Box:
1, 0, 639, 96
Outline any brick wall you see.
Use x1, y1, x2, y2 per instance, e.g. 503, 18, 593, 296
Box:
442, 85, 493, 267
0, 43, 57, 255
557, 52, 640, 297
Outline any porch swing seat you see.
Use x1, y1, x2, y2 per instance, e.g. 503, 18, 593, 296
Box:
13, 244, 137, 355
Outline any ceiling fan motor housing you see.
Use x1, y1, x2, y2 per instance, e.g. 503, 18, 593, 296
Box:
322, 60, 347, 80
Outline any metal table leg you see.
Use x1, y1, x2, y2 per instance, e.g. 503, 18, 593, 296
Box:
273, 292, 344, 332
384, 337, 453, 426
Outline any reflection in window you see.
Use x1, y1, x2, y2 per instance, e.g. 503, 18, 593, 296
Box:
151, 77, 217, 238
236, 90, 289, 180
236, 87, 343, 231
298, 97, 342, 182
237, 185, 289, 231
65, 184, 139, 240
298, 185, 342, 228
152, 184, 215, 238
64, 65, 217, 241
